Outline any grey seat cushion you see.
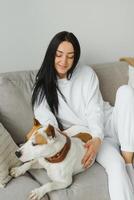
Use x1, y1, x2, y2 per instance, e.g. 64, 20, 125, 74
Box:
29, 162, 110, 200
0, 173, 48, 200
0, 123, 21, 188
0, 70, 37, 144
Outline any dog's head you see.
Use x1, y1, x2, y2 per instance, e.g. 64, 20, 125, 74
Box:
15, 120, 65, 162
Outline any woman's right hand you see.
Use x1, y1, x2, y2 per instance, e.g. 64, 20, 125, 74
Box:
81, 137, 102, 168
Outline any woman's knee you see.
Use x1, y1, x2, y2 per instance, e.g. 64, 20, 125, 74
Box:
106, 158, 126, 175
97, 141, 126, 172
116, 85, 134, 102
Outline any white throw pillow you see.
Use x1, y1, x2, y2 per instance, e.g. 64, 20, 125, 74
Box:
128, 65, 134, 88
0, 123, 21, 188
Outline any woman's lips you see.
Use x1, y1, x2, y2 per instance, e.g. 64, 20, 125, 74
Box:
58, 65, 67, 69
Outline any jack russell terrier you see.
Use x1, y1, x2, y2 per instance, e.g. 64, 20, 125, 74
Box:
10, 119, 94, 200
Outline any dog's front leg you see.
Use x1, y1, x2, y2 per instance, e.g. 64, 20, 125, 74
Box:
28, 178, 72, 200
10, 160, 36, 178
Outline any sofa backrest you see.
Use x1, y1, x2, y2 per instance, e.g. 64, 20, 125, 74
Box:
0, 61, 128, 144
0, 70, 37, 144
91, 61, 128, 105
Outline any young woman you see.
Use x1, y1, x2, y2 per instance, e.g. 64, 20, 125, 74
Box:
32, 31, 134, 200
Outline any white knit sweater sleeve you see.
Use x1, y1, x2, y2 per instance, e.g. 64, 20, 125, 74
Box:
85, 68, 104, 141
34, 100, 58, 128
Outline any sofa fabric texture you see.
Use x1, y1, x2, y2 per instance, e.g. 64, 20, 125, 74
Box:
0, 61, 128, 200
0, 123, 21, 187
0, 71, 36, 144
91, 61, 128, 105
0, 174, 49, 200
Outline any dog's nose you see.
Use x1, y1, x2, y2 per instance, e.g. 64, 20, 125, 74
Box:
15, 150, 22, 158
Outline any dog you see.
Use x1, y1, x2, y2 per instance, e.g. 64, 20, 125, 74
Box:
10, 119, 93, 200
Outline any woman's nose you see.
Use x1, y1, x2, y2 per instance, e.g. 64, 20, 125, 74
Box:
61, 56, 67, 65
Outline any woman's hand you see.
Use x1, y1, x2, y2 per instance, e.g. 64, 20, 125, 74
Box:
81, 137, 102, 168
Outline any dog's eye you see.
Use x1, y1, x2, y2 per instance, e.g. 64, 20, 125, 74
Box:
32, 142, 38, 146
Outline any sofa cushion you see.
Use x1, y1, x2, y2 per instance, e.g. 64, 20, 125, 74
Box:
0, 123, 21, 188
29, 162, 110, 200
0, 173, 49, 200
91, 61, 128, 105
29, 168, 51, 185
0, 70, 37, 144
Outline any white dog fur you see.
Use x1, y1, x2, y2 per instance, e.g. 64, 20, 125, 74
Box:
10, 124, 93, 200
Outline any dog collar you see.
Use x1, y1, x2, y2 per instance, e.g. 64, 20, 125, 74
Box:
45, 134, 71, 163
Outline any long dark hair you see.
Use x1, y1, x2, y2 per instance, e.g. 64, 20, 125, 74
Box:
31, 31, 81, 130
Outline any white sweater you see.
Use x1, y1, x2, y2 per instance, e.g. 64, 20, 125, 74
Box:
34, 65, 108, 141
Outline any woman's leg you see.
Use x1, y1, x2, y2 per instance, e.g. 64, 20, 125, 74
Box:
113, 85, 134, 157
96, 139, 134, 200
111, 85, 134, 189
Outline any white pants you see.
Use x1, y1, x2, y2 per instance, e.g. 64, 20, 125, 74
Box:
97, 85, 134, 200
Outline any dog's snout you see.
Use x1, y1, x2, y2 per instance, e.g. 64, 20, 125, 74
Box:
15, 150, 22, 158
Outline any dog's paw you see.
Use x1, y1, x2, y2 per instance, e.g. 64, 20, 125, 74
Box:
28, 189, 43, 200
10, 167, 22, 177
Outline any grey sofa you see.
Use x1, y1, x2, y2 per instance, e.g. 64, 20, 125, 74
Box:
0, 61, 128, 200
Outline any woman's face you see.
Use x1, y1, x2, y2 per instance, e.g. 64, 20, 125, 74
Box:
54, 41, 74, 79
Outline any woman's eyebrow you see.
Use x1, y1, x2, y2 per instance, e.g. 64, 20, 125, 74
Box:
56, 50, 74, 54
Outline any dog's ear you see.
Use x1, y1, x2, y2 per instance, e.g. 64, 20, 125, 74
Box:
25, 118, 42, 140
35, 133, 47, 145
45, 124, 55, 138
34, 118, 41, 127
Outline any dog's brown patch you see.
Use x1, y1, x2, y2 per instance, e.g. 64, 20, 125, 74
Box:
73, 132, 92, 143
26, 118, 42, 140
45, 124, 55, 138
35, 133, 47, 145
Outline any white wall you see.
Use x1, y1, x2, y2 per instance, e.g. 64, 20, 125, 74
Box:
0, 0, 134, 72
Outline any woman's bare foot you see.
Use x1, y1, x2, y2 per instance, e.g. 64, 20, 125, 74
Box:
120, 57, 134, 67
121, 151, 134, 164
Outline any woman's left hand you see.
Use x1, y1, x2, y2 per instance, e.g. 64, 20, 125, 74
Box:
81, 137, 102, 168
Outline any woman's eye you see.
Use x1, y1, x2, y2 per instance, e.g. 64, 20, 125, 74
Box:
56, 54, 62, 57
56, 53, 74, 59
68, 56, 74, 59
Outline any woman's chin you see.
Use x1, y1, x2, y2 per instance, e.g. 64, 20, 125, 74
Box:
57, 72, 67, 79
